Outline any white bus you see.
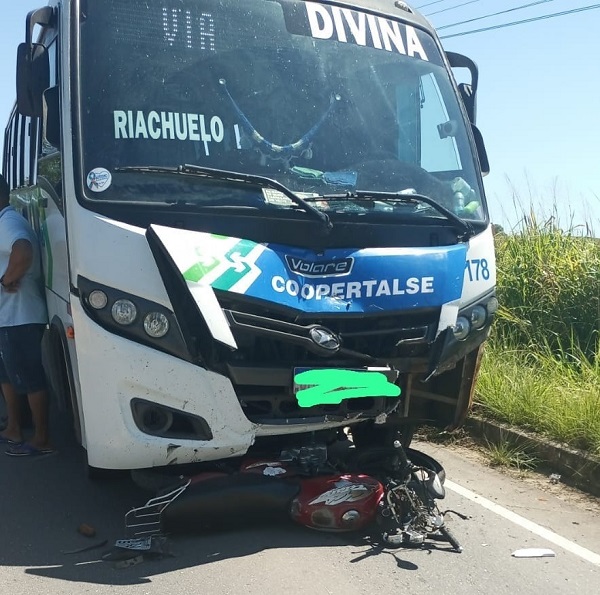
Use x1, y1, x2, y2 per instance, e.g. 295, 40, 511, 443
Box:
4, 0, 496, 474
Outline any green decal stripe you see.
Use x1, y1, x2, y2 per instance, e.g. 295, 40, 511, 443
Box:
212, 241, 257, 290
182, 238, 259, 289
39, 206, 53, 290
294, 369, 401, 408
183, 260, 219, 283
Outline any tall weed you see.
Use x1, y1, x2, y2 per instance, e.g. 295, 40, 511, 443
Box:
476, 343, 600, 455
476, 207, 600, 454
493, 216, 600, 359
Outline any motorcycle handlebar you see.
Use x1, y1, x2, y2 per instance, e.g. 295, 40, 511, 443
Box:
393, 440, 411, 471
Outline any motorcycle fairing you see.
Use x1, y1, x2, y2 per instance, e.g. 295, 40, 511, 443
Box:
291, 474, 384, 531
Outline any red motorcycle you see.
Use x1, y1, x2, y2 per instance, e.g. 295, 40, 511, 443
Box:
125, 440, 463, 553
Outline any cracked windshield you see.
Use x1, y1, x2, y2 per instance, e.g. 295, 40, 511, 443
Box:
80, 0, 485, 221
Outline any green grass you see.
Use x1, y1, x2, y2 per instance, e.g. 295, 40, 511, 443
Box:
476, 342, 600, 456
493, 220, 600, 358
473, 213, 600, 457
485, 439, 539, 472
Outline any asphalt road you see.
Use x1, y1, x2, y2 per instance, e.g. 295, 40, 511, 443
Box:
0, 417, 598, 595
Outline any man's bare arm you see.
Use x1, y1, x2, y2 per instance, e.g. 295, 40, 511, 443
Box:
1, 239, 34, 291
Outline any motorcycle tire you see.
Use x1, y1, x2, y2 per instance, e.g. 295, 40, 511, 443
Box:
405, 448, 446, 485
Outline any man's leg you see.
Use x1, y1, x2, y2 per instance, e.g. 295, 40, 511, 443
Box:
27, 388, 51, 449
0, 382, 24, 443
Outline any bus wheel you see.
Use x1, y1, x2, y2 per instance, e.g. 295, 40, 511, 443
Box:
47, 329, 82, 445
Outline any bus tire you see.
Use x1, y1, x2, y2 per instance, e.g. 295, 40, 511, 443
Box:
46, 326, 82, 445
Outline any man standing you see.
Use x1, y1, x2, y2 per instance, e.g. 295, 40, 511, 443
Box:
0, 173, 52, 456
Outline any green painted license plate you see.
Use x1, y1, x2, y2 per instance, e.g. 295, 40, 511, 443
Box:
293, 367, 400, 407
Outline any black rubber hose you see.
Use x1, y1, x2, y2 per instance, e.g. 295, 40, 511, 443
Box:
439, 526, 463, 553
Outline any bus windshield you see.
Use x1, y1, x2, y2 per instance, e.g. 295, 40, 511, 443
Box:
78, 0, 487, 222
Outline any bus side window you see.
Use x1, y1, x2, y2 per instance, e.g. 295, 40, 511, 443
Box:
2, 100, 32, 192
419, 73, 462, 173
9, 111, 20, 188
42, 37, 60, 153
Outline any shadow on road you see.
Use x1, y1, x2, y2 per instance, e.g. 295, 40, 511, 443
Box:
0, 409, 470, 585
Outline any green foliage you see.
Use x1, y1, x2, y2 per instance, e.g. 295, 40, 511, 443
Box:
492, 218, 600, 358
476, 343, 600, 455
475, 217, 600, 455
485, 439, 539, 472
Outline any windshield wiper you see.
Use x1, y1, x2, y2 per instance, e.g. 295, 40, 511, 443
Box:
114, 164, 332, 233
307, 190, 474, 240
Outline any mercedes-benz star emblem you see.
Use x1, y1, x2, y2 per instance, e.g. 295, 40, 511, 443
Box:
309, 327, 341, 352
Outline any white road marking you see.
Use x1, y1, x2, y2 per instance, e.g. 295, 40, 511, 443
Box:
445, 479, 600, 566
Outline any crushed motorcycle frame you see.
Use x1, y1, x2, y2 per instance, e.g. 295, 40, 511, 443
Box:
125, 441, 465, 553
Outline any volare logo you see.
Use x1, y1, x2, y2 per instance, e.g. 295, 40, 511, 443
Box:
285, 256, 354, 277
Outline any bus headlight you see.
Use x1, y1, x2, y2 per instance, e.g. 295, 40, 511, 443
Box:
452, 316, 470, 341
469, 305, 487, 330
143, 312, 170, 338
88, 290, 108, 309
486, 296, 499, 315
79, 276, 190, 362
111, 299, 138, 325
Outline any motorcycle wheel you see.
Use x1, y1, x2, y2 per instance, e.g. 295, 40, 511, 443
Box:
405, 448, 446, 484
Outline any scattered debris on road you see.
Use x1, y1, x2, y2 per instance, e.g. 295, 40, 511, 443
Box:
77, 523, 96, 537
61, 539, 108, 555
511, 548, 556, 558
102, 535, 174, 568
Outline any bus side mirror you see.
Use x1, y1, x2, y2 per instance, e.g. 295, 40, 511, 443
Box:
43, 86, 61, 150
471, 124, 489, 176
446, 51, 478, 124
16, 6, 55, 117
17, 42, 49, 117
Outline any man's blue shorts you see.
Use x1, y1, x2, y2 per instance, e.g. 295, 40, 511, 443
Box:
0, 324, 47, 393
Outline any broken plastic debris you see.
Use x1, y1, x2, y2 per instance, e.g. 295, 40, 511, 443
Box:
512, 548, 556, 558
115, 555, 144, 569
115, 537, 153, 551
263, 466, 286, 476
102, 536, 173, 564
77, 523, 96, 537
